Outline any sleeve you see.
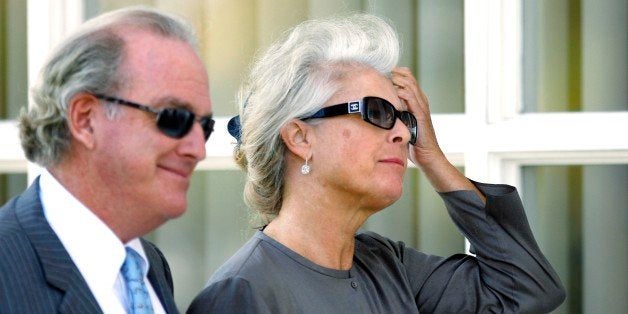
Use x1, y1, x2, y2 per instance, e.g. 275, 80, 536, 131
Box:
405, 181, 566, 313
186, 277, 271, 314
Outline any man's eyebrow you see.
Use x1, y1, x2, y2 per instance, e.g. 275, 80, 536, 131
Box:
153, 96, 193, 110
152, 96, 213, 117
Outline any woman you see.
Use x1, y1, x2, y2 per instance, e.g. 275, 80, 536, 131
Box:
188, 14, 565, 313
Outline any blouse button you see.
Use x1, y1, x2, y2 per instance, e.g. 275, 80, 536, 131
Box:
351, 281, 358, 289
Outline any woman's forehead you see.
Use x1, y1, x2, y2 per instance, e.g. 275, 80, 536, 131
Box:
329, 71, 402, 109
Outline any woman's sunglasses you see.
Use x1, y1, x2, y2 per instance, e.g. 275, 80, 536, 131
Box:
94, 94, 215, 141
302, 96, 418, 145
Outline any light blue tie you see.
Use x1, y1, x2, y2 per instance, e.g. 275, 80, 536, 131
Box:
121, 247, 154, 314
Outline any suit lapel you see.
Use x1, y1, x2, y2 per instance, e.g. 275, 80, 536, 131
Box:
15, 178, 102, 313
143, 239, 179, 313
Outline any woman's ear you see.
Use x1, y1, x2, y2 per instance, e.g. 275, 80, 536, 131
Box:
67, 92, 99, 150
280, 119, 313, 160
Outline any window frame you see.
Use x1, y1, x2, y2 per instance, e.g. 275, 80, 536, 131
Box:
0, 0, 627, 204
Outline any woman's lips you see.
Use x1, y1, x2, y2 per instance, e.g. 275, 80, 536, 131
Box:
379, 157, 405, 167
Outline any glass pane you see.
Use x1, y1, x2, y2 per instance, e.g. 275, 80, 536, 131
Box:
0, 0, 5, 119
522, 164, 628, 314
523, 0, 627, 112
0, 173, 27, 205
414, 168, 465, 256
415, 0, 465, 113
0, 0, 28, 119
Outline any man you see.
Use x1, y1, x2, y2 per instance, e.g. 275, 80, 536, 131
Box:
0, 7, 212, 313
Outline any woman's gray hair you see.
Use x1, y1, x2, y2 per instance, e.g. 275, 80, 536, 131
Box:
19, 6, 198, 167
235, 14, 400, 224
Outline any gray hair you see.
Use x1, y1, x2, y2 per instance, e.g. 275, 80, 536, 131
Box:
235, 14, 400, 224
19, 6, 198, 167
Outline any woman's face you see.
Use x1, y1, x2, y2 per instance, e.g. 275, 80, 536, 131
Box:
310, 67, 411, 211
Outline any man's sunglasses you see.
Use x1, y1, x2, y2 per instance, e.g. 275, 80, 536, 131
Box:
302, 96, 418, 145
94, 94, 215, 141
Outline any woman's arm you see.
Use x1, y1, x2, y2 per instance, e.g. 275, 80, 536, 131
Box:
395, 183, 566, 313
391, 67, 485, 203
390, 68, 565, 312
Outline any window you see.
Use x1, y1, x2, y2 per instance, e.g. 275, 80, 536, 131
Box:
1, 0, 626, 312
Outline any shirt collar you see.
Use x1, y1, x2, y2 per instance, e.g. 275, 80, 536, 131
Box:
40, 169, 151, 307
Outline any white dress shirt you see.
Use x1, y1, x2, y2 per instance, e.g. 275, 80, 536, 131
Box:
40, 169, 166, 314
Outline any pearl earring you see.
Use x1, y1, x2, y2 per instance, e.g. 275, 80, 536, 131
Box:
300, 157, 310, 175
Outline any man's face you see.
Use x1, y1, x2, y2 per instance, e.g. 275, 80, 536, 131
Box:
91, 29, 211, 232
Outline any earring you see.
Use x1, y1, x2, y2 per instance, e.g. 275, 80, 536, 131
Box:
300, 157, 311, 175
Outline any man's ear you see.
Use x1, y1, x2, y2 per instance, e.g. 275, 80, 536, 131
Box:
67, 92, 99, 150
280, 119, 313, 160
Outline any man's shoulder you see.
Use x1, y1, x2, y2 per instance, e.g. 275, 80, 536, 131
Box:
0, 179, 40, 228
0, 182, 44, 244
0, 183, 53, 280
0, 196, 40, 280
0, 193, 27, 241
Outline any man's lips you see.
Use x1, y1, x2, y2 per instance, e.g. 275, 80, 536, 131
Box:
158, 165, 194, 179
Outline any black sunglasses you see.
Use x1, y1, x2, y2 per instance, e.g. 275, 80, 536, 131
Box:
302, 96, 418, 145
94, 94, 215, 141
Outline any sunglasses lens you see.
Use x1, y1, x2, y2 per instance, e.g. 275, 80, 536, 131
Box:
157, 108, 194, 138
200, 118, 215, 141
365, 98, 395, 129
366, 97, 418, 145
401, 112, 418, 144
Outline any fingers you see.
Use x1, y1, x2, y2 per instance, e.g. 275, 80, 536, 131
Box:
390, 67, 442, 163
391, 67, 430, 113
391, 67, 419, 95
392, 71, 473, 196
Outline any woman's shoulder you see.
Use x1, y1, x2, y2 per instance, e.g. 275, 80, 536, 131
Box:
356, 231, 402, 250
355, 231, 436, 268
207, 230, 312, 288
192, 231, 308, 312
208, 231, 272, 282
355, 231, 411, 261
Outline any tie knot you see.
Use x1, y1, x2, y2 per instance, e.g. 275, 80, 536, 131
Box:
121, 247, 154, 313
122, 247, 145, 281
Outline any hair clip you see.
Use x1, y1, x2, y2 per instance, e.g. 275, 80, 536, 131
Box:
228, 91, 252, 144
227, 115, 242, 143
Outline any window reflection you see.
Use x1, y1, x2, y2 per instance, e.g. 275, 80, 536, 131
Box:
523, 0, 627, 112
522, 164, 628, 313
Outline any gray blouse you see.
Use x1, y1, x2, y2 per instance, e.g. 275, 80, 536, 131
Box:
187, 181, 565, 313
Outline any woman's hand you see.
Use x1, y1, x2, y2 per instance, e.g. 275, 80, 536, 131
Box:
391, 67, 445, 168
391, 67, 485, 202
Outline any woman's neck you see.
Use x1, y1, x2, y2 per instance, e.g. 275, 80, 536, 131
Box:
263, 195, 372, 270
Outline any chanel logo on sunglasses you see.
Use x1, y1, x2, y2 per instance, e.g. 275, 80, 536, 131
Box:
349, 102, 360, 113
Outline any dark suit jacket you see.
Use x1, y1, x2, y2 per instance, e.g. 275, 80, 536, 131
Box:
0, 178, 179, 313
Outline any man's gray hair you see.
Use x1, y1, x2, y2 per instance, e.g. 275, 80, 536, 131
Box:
19, 6, 198, 167
234, 14, 400, 224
